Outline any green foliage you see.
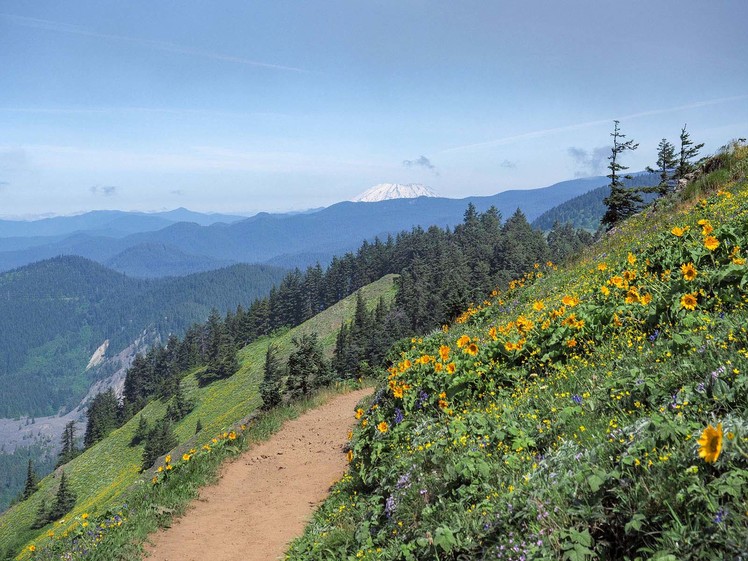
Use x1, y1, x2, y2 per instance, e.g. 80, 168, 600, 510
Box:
21, 460, 38, 501
260, 343, 283, 409
129, 415, 149, 447
0, 258, 288, 418
532, 174, 659, 232
141, 417, 178, 471
646, 137, 678, 196
602, 120, 643, 229
677, 123, 705, 180
46, 471, 76, 522
286, 333, 332, 399
55, 421, 80, 469
0, 277, 393, 559
84, 390, 121, 448
287, 142, 748, 560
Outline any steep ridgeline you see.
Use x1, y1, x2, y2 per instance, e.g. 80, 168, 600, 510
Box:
288, 143, 748, 559
0, 257, 288, 419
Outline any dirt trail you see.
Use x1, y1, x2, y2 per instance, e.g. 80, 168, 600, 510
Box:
145, 388, 371, 561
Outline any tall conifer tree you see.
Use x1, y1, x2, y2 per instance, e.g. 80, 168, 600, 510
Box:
676, 124, 705, 181
602, 120, 642, 229
260, 343, 283, 409
646, 138, 677, 196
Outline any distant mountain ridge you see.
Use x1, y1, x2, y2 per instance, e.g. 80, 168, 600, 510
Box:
0, 175, 619, 275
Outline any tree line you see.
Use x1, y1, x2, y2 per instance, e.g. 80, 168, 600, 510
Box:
602, 122, 704, 229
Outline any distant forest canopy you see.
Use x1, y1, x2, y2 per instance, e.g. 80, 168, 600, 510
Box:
0, 260, 288, 418
532, 173, 658, 232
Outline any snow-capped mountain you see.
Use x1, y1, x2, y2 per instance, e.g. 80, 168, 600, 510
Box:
352, 183, 437, 203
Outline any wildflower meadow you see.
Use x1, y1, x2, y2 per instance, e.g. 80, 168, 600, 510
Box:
287, 144, 748, 560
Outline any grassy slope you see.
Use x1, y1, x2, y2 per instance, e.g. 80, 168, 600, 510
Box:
288, 145, 748, 560
0, 274, 397, 559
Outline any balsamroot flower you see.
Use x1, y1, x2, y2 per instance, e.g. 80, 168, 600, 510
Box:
681, 263, 697, 281
697, 423, 723, 463
680, 292, 698, 310
704, 236, 720, 251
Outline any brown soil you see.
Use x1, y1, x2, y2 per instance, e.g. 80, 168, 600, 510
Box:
145, 388, 371, 561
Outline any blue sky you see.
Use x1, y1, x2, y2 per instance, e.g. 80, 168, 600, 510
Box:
1, 1, 747, 217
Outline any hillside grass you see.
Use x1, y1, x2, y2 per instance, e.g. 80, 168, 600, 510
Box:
0, 274, 397, 560
287, 144, 748, 560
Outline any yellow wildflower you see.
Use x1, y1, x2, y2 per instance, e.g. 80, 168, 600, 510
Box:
671, 226, 687, 237
680, 292, 698, 311
377, 421, 388, 433
681, 262, 697, 281
697, 423, 723, 463
704, 236, 720, 251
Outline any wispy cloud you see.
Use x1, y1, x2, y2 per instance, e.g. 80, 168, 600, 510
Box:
90, 185, 117, 196
0, 13, 307, 73
0, 148, 29, 172
567, 146, 609, 177
439, 95, 748, 154
170, 189, 184, 196
0, 180, 8, 190
500, 159, 517, 169
403, 155, 439, 176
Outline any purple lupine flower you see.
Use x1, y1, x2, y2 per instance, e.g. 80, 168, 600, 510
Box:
393, 408, 404, 424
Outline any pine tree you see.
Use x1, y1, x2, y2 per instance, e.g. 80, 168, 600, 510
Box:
601, 120, 642, 229
646, 138, 677, 196
31, 497, 50, 529
84, 389, 120, 448
141, 416, 178, 470
259, 343, 283, 409
286, 333, 331, 399
47, 471, 76, 521
56, 421, 79, 468
676, 124, 705, 181
130, 415, 149, 446
21, 459, 38, 500
195, 418, 203, 434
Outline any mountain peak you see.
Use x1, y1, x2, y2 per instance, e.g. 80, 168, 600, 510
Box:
352, 183, 437, 203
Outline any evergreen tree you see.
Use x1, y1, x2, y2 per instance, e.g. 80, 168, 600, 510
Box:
21, 459, 38, 500
130, 414, 150, 446
31, 497, 50, 529
47, 471, 76, 521
286, 333, 331, 399
601, 120, 642, 229
195, 418, 203, 434
55, 421, 79, 468
259, 343, 283, 409
676, 124, 705, 181
84, 389, 120, 448
166, 381, 193, 422
199, 313, 238, 384
646, 138, 677, 196
141, 416, 178, 470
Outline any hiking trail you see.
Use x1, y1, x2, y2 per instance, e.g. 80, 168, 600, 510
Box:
145, 388, 371, 561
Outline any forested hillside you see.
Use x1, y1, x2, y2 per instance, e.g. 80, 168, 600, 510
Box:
0, 258, 287, 418
288, 142, 748, 559
532, 173, 658, 231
